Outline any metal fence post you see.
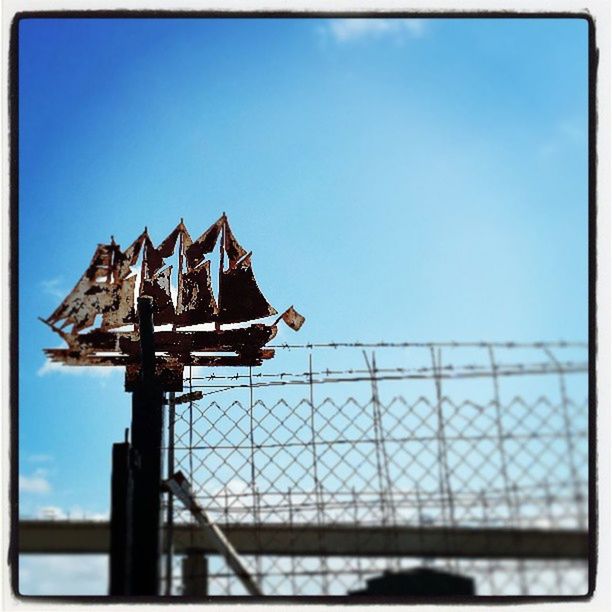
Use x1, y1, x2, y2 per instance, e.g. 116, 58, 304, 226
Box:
109, 439, 133, 595
182, 550, 208, 597
129, 296, 164, 595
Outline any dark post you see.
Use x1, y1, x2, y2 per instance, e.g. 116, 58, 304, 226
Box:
182, 550, 208, 597
164, 392, 176, 596
109, 440, 133, 595
130, 296, 164, 595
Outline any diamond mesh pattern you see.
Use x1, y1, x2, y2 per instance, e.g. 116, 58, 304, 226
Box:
161, 343, 589, 596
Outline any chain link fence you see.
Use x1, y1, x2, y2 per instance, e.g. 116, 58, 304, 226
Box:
161, 341, 589, 596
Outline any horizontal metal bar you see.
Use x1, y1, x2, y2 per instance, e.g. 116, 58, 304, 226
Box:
19, 521, 588, 560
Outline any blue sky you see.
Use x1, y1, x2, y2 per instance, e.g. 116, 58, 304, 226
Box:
18, 17, 589, 594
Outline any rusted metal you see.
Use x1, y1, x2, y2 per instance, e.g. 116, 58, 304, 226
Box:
224, 217, 248, 264
185, 217, 222, 269
101, 276, 137, 330
157, 224, 181, 258
115, 231, 146, 279
141, 267, 175, 325
171, 390, 204, 405
129, 296, 164, 595
143, 235, 165, 278
216, 214, 226, 333
46, 244, 121, 332
175, 263, 217, 326
125, 364, 183, 392
275, 305, 305, 331
41, 216, 302, 389
219, 263, 277, 324
45, 324, 276, 353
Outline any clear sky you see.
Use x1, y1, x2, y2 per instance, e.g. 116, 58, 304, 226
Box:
18, 17, 589, 594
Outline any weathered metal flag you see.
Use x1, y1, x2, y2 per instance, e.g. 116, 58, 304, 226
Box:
278, 306, 306, 331
41, 215, 305, 390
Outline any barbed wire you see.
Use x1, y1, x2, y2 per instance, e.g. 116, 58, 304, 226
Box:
268, 341, 587, 350
185, 362, 587, 395
188, 360, 585, 381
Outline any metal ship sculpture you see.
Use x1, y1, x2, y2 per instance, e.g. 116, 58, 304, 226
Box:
41, 214, 304, 389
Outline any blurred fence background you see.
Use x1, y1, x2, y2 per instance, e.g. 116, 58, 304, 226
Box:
164, 340, 589, 596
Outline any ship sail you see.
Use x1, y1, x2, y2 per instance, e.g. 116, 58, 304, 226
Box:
142, 266, 175, 325
175, 261, 217, 326
100, 232, 147, 329
46, 244, 121, 332
101, 275, 137, 329
218, 261, 277, 324
224, 218, 248, 265
45, 216, 279, 334
177, 215, 277, 325
157, 223, 182, 258
143, 235, 165, 278
185, 217, 223, 269
115, 231, 146, 279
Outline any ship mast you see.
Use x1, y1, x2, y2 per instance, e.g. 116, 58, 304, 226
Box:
174, 219, 184, 332
139, 227, 148, 302
216, 213, 226, 332
107, 236, 115, 284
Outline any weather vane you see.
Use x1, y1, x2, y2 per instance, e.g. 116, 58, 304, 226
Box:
40, 214, 305, 390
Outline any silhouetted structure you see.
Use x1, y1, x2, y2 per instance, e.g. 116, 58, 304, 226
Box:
349, 568, 475, 596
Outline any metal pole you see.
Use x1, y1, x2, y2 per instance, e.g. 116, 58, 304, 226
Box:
307, 353, 329, 595
109, 439, 133, 595
164, 391, 176, 596
130, 296, 164, 595
216, 214, 225, 332
182, 550, 208, 597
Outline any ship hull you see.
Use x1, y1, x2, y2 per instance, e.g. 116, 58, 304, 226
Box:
60, 323, 276, 355
44, 324, 278, 391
